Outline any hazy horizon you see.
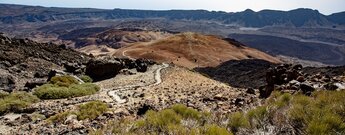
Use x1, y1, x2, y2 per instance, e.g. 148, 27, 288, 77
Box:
0, 0, 344, 15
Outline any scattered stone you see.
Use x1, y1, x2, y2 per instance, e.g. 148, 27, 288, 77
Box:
0, 73, 16, 92
323, 83, 338, 91
24, 79, 47, 90
300, 83, 315, 95
296, 76, 305, 82
246, 88, 255, 94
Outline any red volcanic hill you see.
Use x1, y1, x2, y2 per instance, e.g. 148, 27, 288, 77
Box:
114, 32, 281, 68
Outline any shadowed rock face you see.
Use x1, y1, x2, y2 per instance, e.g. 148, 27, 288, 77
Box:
195, 59, 276, 89
196, 59, 345, 98
0, 35, 90, 66
0, 73, 16, 92
85, 57, 154, 81
85, 59, 124, 82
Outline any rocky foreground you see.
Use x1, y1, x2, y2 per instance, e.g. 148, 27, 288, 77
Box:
0, 34, 345, 134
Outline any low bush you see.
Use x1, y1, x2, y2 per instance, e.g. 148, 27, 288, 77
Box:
93, 104, 233, 135
50, 75, 79, 87
204, 124, 233, 135
288, 91, 345, 135
0, 92, 39, 115
48, 111, 75, 124
33, 84, 70, 99
246, 106, 268, 128
80, 75, 93, 83
228, 112, 250, 133
171, 104, 201, 120
0, 91, 9, 99
142, 109, 182, 131
77, 101, 108, 120
33, 83, 100, 99
48, 101, 108, 123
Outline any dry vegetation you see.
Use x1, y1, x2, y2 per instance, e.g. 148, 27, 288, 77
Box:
91, 90, 345, 135
33, 75, 100, 99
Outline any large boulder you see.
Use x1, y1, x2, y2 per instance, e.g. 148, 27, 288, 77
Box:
0, 73, 16, 92
24, 79, 47, 90
85, 59, 124, 81
63, 62, 81, 74
135, 59, 148, 72
300, 83, 315, 96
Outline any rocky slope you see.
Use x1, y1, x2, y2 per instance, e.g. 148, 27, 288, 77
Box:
60, 28, 171, 48
114, 32, 281, 68
195, 59, 345, 96
0, 34, 90, 91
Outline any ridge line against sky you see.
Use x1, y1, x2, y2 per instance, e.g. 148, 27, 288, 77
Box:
0, 0, 344, 15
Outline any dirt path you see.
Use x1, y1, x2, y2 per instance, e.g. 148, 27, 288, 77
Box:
106, 63, 169, 103
122, 50, 135, 60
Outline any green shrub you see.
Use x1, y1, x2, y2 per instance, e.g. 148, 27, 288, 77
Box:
166, 124, 189, 135
50, 75, 79, 87
306, 113, 345, 135
274, 93, 292, 109
33, 83, 100, 99
69, 83, 100, 96
93, 104, 235, 135
144, 109, 182, 130
80, 75, 93, 83
77, 101, 108, 120
288, 91, 345, 135
48, 101, 108, 123
47, 111, 75, 124
33, 84, 71, 99
247, 106, 268, 126
0, 91, 9, 99
171, 104, 201, 120
0, 92, 39, 115
204, 124, 233, 135
228, 112, 250, 133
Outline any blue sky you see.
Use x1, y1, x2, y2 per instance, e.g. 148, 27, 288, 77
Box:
0, 0, 344, 15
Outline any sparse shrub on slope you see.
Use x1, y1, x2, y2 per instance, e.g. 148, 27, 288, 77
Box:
204, 124, 233, 135
172, 104, 202, 120
80, 75, 93, 83
288, 91, 345, 135
50, 75, 79, 87
0, 92, 39, 115
77, 101, 108, 120
92, 90, 345, 135
48, 101, 108, 123
235, 90, 345, 135
33, 75, 100, 99
33, 84, 71, 99
228, 112, 250, 133
92, 104, 233, 135
0, 91, 9, 99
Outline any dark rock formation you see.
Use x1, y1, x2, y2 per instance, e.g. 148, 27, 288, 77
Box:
0, 34, 91, 90
195, 59, 276, 89
24, 79, 47, 90
0, 73, 16, 92
85, 59, 124, 81
135, 59, 148, 72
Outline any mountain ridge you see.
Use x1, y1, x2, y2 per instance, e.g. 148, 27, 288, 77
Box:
0, 4, 344, 27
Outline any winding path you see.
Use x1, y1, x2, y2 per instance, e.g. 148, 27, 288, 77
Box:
107, 63, 169, 103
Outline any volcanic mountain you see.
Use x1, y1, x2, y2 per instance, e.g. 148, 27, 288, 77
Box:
114, 32, 281, 68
